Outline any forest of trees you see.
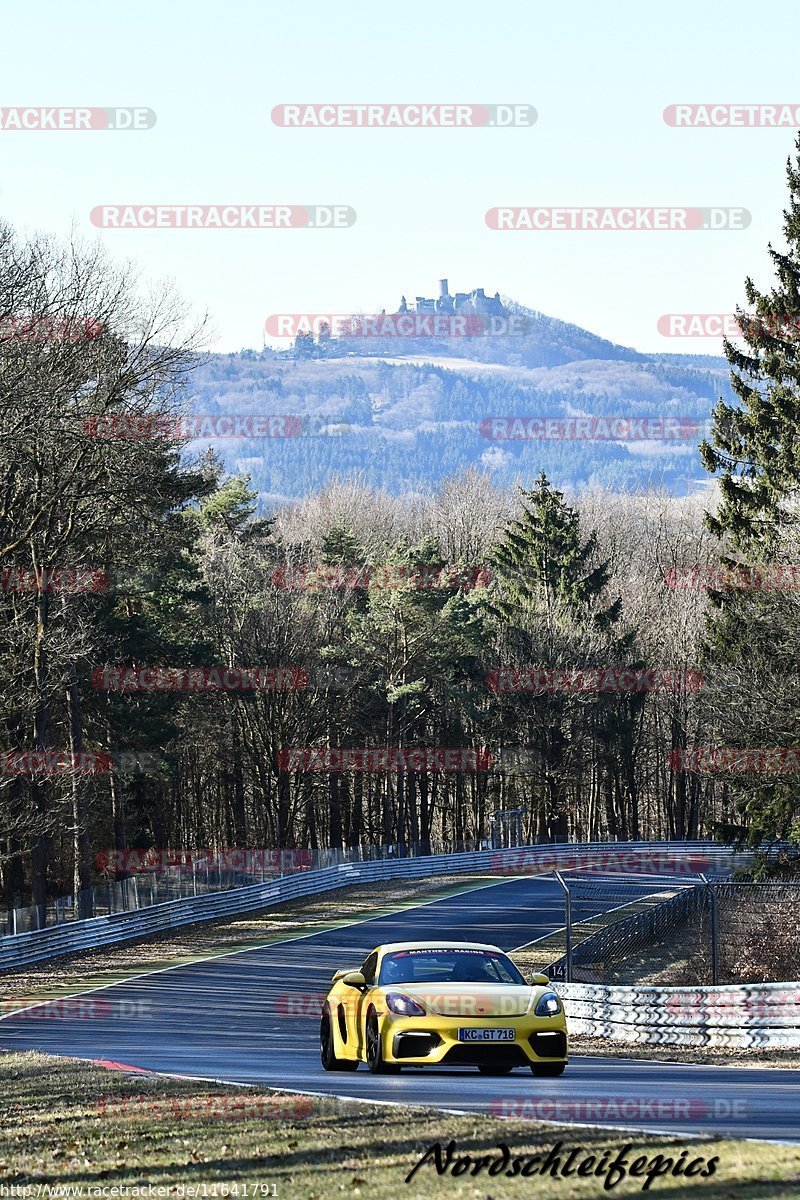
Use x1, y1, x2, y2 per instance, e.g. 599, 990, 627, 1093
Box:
184, 349, 732, 498
2, 133, 800, 918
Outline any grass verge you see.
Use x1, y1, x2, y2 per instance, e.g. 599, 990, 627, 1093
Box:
2, 1052, 800, 1197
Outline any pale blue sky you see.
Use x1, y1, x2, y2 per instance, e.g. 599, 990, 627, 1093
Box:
1, 0, 798, 353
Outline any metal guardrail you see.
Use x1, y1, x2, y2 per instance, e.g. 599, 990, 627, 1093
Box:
0, 841, 742, 973
560, 980, 800, 1048
1, 841, 486, 936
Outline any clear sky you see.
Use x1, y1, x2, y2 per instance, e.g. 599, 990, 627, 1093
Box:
1, 0, 799, 354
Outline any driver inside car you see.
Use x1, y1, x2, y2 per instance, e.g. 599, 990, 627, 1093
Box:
382, 956, 413, 984
457, 957, 494, 983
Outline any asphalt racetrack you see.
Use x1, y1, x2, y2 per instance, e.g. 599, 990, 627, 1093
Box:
2, 874, 798, 1141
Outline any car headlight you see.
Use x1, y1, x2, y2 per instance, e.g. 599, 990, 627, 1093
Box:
385, 992, 427, 1017
534, 990, 563, 1017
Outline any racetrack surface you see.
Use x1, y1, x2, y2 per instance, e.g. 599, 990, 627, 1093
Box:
1, 874, 798, 1141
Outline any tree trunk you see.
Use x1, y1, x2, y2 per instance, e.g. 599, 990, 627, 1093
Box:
66, 666, 93, 918
30, 587, 51, 928
229, 703, 247, 848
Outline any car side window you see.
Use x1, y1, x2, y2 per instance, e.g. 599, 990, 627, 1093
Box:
361, 952, 378, 986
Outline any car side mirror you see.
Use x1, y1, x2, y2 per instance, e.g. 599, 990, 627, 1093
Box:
341, 971, 367, 990
531, 973, 550, 986
331, 969, 350, 983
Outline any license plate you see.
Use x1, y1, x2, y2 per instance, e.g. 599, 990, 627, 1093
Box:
458, 1027, 515, 1042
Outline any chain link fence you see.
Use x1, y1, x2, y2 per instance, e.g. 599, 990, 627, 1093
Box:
0, 834, 513, 935
3, 826, 640, 936
546, 875, 800, 987
1, 858, 281, 936
662, 881, 800, 987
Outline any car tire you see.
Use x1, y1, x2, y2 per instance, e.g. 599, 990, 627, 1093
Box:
320, 1013, 358, 1071
366, 1013, 400, 1074
478, 1065, 514, 1075
531, 1062, 566, 1077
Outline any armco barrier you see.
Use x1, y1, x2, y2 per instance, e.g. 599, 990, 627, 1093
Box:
560, 980, 800, 1048
0, 841, 744, 973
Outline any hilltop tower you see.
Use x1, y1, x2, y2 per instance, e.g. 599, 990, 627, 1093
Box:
437, 278, 454, 314
394, 280, 505, 317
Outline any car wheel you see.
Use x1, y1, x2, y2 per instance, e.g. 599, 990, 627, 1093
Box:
366, 1013, 400, 1074
320, 1013, 358, 1071
478, 1065, 514, 1075
531, 1062, 566, 1077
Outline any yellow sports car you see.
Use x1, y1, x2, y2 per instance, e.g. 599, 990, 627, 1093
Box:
320, 940, 568, 1075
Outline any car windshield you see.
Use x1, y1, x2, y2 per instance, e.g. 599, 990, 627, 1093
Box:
378, 948, 525, 986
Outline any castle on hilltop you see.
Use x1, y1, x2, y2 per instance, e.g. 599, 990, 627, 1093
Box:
396, 279, 506, 317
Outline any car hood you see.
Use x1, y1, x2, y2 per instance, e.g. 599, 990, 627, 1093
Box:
382, 982, 534, 1018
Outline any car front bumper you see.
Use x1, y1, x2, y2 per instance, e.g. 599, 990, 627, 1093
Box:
379, 1012, 568, 1067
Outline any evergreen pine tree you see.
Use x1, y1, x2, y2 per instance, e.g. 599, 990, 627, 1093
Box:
701, 132, 800, 553
487, 473, 630, 839
490, 472, 621, 628
699, 134, 800, 845
320, 525, 365, 565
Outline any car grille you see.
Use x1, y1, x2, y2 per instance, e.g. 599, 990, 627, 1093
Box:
441, 1044, 530, 1068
